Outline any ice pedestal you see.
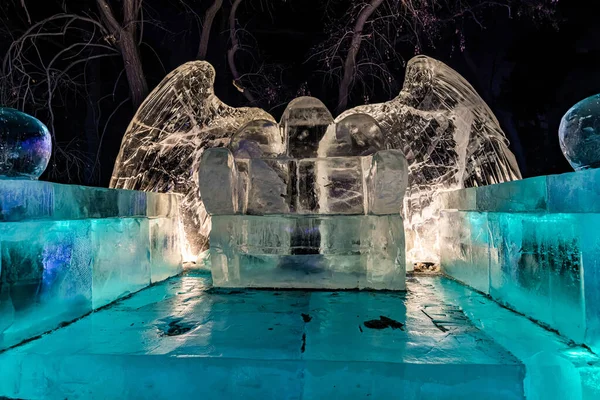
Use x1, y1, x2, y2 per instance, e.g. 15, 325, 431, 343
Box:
0, 180, 183, 350
200, 100, 408, 290
439, 168, 600, 353
210, 214, 405, 290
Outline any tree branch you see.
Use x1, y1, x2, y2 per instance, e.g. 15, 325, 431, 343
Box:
336, 0, 384, 114
227, 0, 255, 103
198, 0, 223, 59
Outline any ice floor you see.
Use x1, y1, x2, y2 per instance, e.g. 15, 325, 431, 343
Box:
0, 271, 597, 400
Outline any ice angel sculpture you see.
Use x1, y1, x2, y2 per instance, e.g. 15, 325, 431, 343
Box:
109, 62, 273, 259
111, 56, 520, 264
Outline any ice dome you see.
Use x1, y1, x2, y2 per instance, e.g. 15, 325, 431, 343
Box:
559, 94, 600, 171
0, 108, 52, 179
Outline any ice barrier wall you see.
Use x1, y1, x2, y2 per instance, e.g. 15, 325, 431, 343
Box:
439, 169, 600, 353
0, 180, 183, 350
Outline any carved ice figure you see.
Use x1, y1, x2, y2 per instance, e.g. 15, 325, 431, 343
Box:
111, 55, 519, 264
109, 62, 274, 259
199, 98, 408, 290
336, 55, 521, 264
559, 93, 600, 171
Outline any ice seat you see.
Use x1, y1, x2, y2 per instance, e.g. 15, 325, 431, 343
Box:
199, 98, 408, 290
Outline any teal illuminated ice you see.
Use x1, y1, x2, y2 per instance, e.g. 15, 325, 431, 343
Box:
0, 107, 52, 179
199, 98, 408, 290
0, 179, 183, 350
440, 169, 600, 354
2, 271, 598, 399
0, 273, 531, 399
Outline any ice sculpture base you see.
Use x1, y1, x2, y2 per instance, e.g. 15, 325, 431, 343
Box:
209, 214, 405, 290
439, 168, 600, 354
0, 180, 183, 351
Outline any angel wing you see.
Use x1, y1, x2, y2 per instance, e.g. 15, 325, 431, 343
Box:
338, 55, 522, 263
110, 61, 274, 259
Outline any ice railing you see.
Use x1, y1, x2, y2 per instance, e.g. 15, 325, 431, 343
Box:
198, 97, 408, 290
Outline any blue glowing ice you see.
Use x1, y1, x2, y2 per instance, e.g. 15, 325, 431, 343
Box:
0, 273, 529, 399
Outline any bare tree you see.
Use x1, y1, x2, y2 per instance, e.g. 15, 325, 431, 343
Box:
198, 0, 223, 59
227, 0, 255, 103
0, 0, 561, 185
336, 0, 384, 114
0, 0, 161, 182
312, 0, 560, 114
96, 0, 148, 107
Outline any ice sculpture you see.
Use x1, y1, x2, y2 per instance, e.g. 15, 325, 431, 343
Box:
0, 108, 52, 179
337, 55, 522, 264
109, 62, 274, 259
111, 56, 519, 263
559, 93, 600, 171
199, 98, 408, 290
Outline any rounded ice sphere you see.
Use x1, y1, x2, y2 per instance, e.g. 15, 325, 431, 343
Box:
559, 94, 600, 171
0, 107, 52, 179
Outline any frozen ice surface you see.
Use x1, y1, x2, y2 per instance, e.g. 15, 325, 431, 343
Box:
0, 180, 183, 350
0, 107, 52, 179
559, 93, 600, 171
338, 55, 522, 263
0, 273, 533, 400
427, 276, 600, 400
210, 215, 405, 290
440, 170, 600, 354
109, 61, 274, 259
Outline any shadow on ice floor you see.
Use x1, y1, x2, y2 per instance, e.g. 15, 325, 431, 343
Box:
0, 271, 598, 400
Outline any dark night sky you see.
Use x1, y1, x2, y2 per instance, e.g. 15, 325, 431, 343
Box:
2, 0, 600, 185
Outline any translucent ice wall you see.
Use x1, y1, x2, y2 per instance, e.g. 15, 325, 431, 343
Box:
109, 62, 274, 260
0, 180, 183, 350
338, 55, 522, 264
440, 169, 600, 354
